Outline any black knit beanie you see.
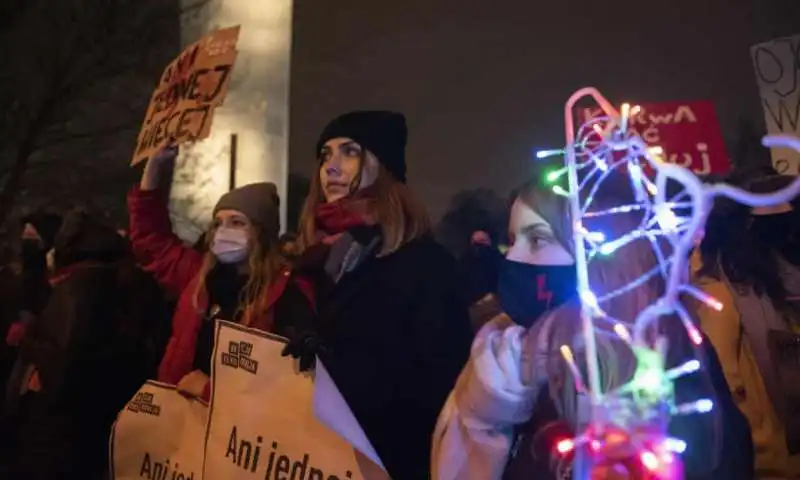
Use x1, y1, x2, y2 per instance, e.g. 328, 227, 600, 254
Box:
316, 110, 408, 183
213, 182, 280, 239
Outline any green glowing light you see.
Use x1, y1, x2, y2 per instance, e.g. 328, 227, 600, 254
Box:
627, 347, 673, 405
546, 168, 567, 183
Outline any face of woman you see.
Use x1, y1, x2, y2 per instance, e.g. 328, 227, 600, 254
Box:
319, 137, 380, 203
212, 210, 252, 236
505, 198, 573, 266
210, 210, 254, 264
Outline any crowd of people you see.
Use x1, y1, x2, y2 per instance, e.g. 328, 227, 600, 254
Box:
0, 109, 796, 479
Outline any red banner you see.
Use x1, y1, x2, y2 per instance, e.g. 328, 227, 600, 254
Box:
577, 101, 731, 176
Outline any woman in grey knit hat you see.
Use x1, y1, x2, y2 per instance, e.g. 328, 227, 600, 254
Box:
127, 145, 312, 400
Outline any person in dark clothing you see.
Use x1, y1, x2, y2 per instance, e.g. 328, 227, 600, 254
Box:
128, 145, 312, 400
282, 110, 474, 479
693, 174, 800, 476
0, 267, 22, 421
12, 212, 62, 341
2, 208, 171, 480
457, 230, 506, 330
0, 213, 62, 422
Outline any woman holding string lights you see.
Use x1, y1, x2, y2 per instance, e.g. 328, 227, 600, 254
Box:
431, 168, 754, 479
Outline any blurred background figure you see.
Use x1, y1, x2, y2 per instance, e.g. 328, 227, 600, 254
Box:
2, 208, 170, 480
458, 229, 505, 330
694, 173, 800, 479
13, 212, 63, 345
0, 212, 62, 428
435, 188, 508, 329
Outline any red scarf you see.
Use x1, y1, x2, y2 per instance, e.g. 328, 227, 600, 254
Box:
294, 192, 376, 271
314, 191, 375, 242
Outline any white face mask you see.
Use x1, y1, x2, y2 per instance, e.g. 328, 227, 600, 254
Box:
211, 227, 249, 264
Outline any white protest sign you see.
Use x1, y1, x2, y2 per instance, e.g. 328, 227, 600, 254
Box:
110, 381, 208, 480
313, 361, 384, 469
751, 34, 800, 174
203, 321, 388, 480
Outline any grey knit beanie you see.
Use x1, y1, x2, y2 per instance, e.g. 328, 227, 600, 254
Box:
213, 182, 280, 237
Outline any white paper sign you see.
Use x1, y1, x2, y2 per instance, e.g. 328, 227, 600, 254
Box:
203, 321, 387, 480
313, 361, 384, 469
110, 381, 208, 480
751, 34, 800, 175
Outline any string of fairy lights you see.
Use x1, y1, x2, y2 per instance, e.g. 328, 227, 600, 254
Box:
534, 87, 800, 478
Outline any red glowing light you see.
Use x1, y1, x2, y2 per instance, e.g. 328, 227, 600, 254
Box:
606, 430, 628, 446
689, 327, 703, 346
556, 438, 575, 455
640, 451, 659, 471
708, 297, 723, 311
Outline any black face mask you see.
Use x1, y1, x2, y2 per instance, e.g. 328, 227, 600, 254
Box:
497, 259, 577, 327
751, 212, 800, 263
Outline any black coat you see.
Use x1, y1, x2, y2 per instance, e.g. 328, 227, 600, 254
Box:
300, 235, 473, 479
4, 261, 170, 479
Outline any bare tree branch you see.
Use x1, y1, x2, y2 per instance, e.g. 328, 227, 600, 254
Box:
0, 0, 182, 225
34, 124, 139, 152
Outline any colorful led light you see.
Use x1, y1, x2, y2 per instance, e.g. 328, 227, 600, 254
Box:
548, 87, 800, 478
557, 438, 576, 455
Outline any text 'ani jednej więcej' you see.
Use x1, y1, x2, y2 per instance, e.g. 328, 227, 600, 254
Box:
226, 425, 356, 480
135, 47, 232, 156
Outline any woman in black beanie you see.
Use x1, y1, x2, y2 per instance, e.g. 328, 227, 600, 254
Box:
283, 110, 473, 479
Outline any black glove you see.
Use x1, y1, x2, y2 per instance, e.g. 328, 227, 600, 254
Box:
281, 329, 327, 372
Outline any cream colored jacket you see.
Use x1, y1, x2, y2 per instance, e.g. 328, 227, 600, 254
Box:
431, 315, 540, 480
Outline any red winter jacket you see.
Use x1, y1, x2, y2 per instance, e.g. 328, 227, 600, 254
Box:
128, 186, 306, 399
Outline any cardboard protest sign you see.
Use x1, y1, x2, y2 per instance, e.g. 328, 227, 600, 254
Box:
204, 321, 388, 480
131, 26, 240, 166
110, 381, 208, 480
577, 101, 731, 176
751, 34, 800, 175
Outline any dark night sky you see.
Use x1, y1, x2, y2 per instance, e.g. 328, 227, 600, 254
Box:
290, 1, 799, 219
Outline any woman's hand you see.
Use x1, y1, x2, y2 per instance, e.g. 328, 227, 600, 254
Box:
176, 369, 209, 398
140, 145, 178, 191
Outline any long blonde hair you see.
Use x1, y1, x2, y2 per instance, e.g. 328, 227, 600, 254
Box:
192, 222, 285, 326
296, 164, 431, 256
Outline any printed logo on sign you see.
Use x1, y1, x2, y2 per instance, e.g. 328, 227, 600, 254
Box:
221, 341, 259, 374
126, 392, 162, 416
